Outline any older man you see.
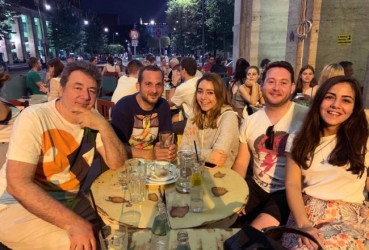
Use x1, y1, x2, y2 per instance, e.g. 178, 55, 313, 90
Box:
0, 61, 127, 250
112, 65, 176, 161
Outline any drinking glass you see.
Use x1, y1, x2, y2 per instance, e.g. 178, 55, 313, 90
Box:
175, 149, 195, 193
159, 131, 175, 149
125, 158, 147, 203
101, 225, 128, 250
117, 169, 128, 190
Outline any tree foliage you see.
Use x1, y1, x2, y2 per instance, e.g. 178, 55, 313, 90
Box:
166, 0, 201, 54
205, 0, 234, 54
83, 16, 106, 55
166, 0, 234, 55
48, 1, 83, 56
0, 0, 18, 40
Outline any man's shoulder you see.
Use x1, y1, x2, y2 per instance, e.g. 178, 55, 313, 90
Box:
155, 98, 170, 111
116, 94, 136, 105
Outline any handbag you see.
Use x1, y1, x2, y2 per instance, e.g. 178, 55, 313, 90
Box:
224, 224, 323, 250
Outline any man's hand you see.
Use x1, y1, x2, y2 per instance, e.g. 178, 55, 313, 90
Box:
72, 107, 108, 132
154, 142, 177, 162
297, 225, 324, 250
210, 149, 227, 166
67, 218, 96, 250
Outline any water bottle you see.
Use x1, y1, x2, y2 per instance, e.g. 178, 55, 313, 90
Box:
190, 164, 203, 213
151, 202, 170, 250
175, 231, 191, 250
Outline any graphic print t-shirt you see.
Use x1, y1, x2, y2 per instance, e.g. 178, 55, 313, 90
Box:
239, 103, 307, 193
111, 93, 172, 149
0, 100, 102, 207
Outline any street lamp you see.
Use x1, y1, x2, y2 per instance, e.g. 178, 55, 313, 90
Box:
83, 20, 89, 25
104, 27, 109, 32
150, 20, 155, 25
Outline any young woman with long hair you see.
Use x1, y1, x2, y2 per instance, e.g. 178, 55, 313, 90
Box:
292, 64, 318, 101
180, 73, 239, 167
238, 66, 265, 115
317, 63, 344, 86
46, 58, 64, 101
283, 76, 369, 249
229, 58, 249, 116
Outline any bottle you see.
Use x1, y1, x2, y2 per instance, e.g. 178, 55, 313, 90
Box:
151, 202, 170, 250
190, 164, 203, 213
175, 231, 191, 250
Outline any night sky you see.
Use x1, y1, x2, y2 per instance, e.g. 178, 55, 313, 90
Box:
80, 0, 168, 25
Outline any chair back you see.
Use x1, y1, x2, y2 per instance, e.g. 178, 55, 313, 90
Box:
97, 99, 114, 120
7, 99, 29, 109
101, 76, 118, 97
2, 75, 27, 99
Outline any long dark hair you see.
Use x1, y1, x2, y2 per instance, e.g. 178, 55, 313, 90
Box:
232, 58, 250, 83
292, 64, 318, 98
192, 73, 234, 129
291, 76, 368, 176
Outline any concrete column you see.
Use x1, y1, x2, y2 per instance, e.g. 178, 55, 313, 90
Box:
232, 0, 253, 65
306, 0, 322, 68
27, 15, 37, 58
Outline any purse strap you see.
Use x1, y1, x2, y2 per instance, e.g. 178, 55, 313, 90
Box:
263, 226, 323, 250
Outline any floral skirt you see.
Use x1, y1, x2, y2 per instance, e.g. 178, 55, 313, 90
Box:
281, 195, 369, 250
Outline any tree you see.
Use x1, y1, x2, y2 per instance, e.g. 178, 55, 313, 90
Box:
48, 1, 83, 57
83, 16, 106, 55
0, 0, 18, 40
166, 0, 201, 55
205, 0, 234, 56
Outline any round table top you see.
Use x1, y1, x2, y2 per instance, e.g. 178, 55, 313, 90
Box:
91, 166, 249, 229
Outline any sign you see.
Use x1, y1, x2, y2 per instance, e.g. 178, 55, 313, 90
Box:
129, 30, 140, 40
155, 28, 162, 39
337, 34, 352, 45
131, 39, 138, 47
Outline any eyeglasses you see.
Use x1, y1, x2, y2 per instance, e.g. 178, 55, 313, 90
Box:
265, 125, 274, 150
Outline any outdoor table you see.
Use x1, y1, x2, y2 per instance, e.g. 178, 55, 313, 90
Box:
91, 166, 249, 229
127, 228, 240, 249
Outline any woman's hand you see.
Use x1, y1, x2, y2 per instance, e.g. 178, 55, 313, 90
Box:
297, 225, 324, 250
210, 149, 227, 166
245, 80, 256, 87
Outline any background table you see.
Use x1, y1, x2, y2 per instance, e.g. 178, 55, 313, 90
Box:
91, 167, 249, 229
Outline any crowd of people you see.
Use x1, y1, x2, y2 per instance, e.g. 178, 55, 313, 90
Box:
0, 52, 367, 250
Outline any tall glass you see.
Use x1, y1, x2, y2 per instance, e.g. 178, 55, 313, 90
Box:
175, 149, 195, 193
125, 158, 147, 203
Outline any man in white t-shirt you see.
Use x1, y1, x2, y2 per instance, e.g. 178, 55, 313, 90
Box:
232, 61, 307, 230
0, 61, 127, 250
111, 60, 143, 104
168, 57, 199, 119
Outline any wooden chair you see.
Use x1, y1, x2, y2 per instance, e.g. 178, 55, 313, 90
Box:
7, 99, 29, 109
96, 99, 115, 120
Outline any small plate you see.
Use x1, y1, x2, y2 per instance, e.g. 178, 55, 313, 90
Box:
146, 162, 179, 185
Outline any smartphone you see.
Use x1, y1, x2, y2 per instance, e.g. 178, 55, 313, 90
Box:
205, 162, 217, 168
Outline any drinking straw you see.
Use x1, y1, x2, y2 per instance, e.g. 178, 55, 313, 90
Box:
193, 140, 199, 162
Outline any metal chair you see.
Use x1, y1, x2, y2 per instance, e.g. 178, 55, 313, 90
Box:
96, 99, 115, 120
